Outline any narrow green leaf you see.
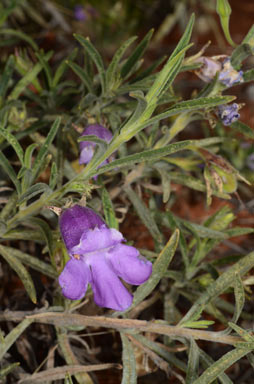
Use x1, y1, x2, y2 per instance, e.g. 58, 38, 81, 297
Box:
49, 161, 58, 189
182, 320, 215, 329
24, 143, 38, 168
231, 43, 253, 69
0, 245, 37, 303
179, 251, 254, 325
232, 274, 245, 324
125, 186, 163, 244
29, 217, 55, 263
186, 339, 199, 384
53, 48, 78, 87
66, 61, 93, 93
243, 68, 254, 82
170, 13, 195, 59
131, 229, 179, 308
228, 322, 254, 342
242, 24, 254, 48
0, 319, 32, 360
0, 127, 24, 165
147, 95, 235, 127
192, 348, 250, 384
35, 50, 53, 89
0, 245, 57, 278
0, 151, 21, 194
97, 140, 194, 176
123, 90, 147, 129
74, 34, 106, 94
0, 28, 39, 51
0, 55, 14, 101
133, 55, 167, 83
0, 362, 20, 379
78, 134, 108, 148
120, 333, 137, 384
19, 183, 51, 204
9, 51, 52, 100
31, 117, 61, 182
146, 14, 194, 104
0, 191, 17, 220
145, 44, 191, 105
198, 348, 233, 384
106, 36, 137, 90
96, 138, 223, 177
121, 29, 154, 78
231, 120, 254, 139
101, 188, 118, 229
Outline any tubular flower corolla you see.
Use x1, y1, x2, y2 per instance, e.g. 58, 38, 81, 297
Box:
79, 124, 113, 166
58, 205, 152, 311
195, 57, 222, 82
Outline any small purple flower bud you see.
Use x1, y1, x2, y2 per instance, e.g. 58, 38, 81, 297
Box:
217, 103, 240, 126
74, 5, 87, 21
195, 57, 222, 82
79, 124, 113, 166
58, 205, 152, 311
219, 59, 243, 87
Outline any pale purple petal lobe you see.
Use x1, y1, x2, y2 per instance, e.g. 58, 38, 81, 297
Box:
59, 259, 91, 300
72, 226, 123, 254
107, 244, 152, 285
79, 146, 94, 165
89, 253, 133, 311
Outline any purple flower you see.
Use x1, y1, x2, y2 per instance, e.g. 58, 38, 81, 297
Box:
58, 205, 152, 311
79, 124, 113, 166
74, 5, 87, 21
195, 57, 222, 82
217, 103, 240, 126
218, 59, 243, 87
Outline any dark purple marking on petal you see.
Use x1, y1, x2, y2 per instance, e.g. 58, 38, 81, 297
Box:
59, 258, 91, 300
107, 244, 152, 285
60, 205, 105, 252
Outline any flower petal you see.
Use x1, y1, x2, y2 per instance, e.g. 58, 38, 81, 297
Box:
72, 226, 123, 254
79, 146, 95, 164
60, 205, 105, 252
89, 253, 133, 311
59, 258, 91, 300
107, 244, 152, 285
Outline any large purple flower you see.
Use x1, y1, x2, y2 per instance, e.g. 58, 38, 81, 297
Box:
58, 205, 152, 311
79, 124, 113, 166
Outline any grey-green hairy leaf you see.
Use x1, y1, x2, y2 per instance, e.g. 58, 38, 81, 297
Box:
120, 333, 137, 384
0, 245, 37, 303
131, 229, 179, 308
192, 347, 250, 384
74, 34, 106, 95
0, 319, 32, 361
180, 251, 254, 324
